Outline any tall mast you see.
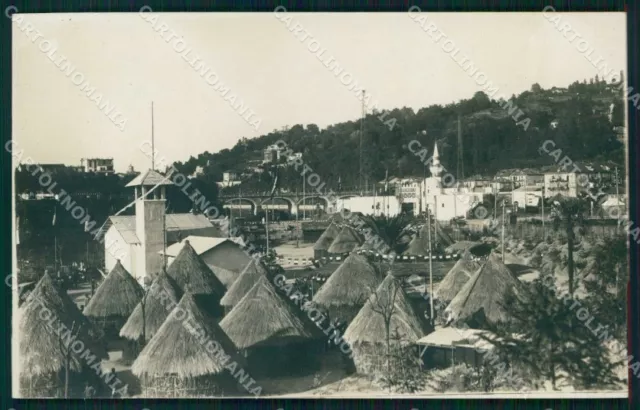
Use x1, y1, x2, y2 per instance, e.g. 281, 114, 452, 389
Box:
457, 114, 464, 180
427, 204, 433, 325
360, 90, 366, 194
151, 102, 155, 171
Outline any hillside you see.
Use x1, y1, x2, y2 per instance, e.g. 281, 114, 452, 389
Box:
172, 76, 626, 194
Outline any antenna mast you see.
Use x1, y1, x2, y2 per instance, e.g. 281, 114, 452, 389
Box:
457, 114, 463, 181
151, 102, 155, 171
360, 90, 365, 194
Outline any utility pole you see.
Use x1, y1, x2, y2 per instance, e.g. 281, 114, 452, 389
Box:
426, 204, 434, 326
501, 200, 506, 262
360, 90, 366, 194
151, 101, 155, 171
265, 200, 269, 255
541, 191, 545, 240
615, 167, 620, 233
494, 185, 498, 220
457, 114, 464, 180
303, 174, 306, 220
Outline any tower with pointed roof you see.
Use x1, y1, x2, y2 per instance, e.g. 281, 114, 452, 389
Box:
429, 142, 443, 182
125, 169, 174, 284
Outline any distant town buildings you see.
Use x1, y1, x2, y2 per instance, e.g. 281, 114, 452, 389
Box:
216, 170, 242, 188
81, 158, 114, 174
263, 144, 282, 164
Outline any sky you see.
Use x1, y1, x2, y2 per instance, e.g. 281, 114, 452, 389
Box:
13, 11, 626, 173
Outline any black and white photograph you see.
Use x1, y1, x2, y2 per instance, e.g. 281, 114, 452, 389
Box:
9, 7, 633, 398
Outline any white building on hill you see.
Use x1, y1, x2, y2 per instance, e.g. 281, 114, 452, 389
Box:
102, 169, 222, 285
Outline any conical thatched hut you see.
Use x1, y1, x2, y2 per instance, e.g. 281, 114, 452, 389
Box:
312, 254, 384, 324
327, 226, 363, 256
19, 273, 108, 397
166, 240, 226, 319
131, 292, 243, 397
120, 270, 182, 347
220, 259, 268, 313
434, 251, 481, 303
313, 222, 341, 259
404, 222, 454, 256
220, 275, 324, 377
83, 260, 144, 339
344, 274, 429, 375
444, 253, 526, 328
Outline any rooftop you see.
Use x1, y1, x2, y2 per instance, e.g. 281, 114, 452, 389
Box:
125, 169, 174, 187
105, 214, 222, 245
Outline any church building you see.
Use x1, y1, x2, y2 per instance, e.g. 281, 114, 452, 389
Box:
102, 169, 222, 285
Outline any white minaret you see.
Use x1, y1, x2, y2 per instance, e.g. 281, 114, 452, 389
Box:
430, 142, 444, 183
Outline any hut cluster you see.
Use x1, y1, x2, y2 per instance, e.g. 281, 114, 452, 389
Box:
19, 212, 553, 397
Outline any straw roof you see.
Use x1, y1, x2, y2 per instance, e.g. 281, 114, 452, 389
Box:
19, 273, 107, 378
220, 275, 322, 349
119, 271, 182, 341
313, 254, 384, 309
313, 222, 341, 251
131, 292, 239, 378
445, 253, 526, 326
403, 232, 430, 256
344, 274, 427, 346
166, 240, 226, 300
83, 260, 144, 319
327, 226, 363, 254
434, 221, 454, 247
220, 259, 268, 308
435, 251, 482, 302
405, 222, 454, 256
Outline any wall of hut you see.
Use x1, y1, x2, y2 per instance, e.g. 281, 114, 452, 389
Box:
245, 339, 324, 378
20, 367, 106, 398
140, 373, 237, 398
422, 345, 488, 369
351, 342, 389, 375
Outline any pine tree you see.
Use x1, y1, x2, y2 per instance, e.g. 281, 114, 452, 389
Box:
480, 277, 622, 390
582, 235, 627, 343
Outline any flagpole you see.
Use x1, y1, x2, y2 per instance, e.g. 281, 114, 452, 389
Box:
427, 204, 434, 326
541, 189, 545, 240
502, 200, 506, 263
265, 197, 269, 255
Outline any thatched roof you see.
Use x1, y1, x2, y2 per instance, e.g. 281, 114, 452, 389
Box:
403, 231, 430, 256
435, 251, 481, 302
404, 221, 454, 255
313, 254, 384, 309
220, 259, 268, 308
131, 292, 239, 378
344, 274, 427, 346
313, 222, 341, 251
220, 275, 322, 349
19, 273, 107, 378
166, 240, 226, 300
83, 260, 144, 319
119, 271, 182, 341
327, 226, 363, 254
434, 220, 454, 247
445, 253, 526, 326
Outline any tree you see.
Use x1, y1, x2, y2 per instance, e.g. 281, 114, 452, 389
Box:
367, 275, 402, 392
360, 214, 414, 254
480, 277, 622, 390
531, 83, 543, 93
382, 327, 425, 393
582, 235, 627, 342
550, 197, 588, 295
